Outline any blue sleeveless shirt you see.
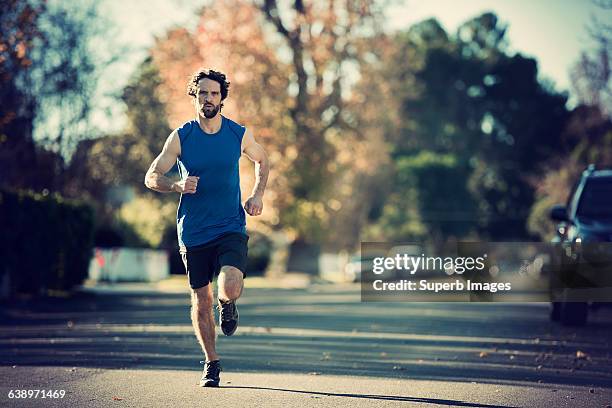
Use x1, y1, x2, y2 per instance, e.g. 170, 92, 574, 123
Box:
176, 116, 247, 250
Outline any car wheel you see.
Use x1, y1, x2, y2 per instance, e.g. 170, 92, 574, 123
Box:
560, 302, 588, 326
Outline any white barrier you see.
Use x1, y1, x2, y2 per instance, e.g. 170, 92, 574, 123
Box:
88, 248, 169, 283
318, 251, 350, 282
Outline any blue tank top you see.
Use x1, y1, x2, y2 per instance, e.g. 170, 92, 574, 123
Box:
175, 116, 246, 250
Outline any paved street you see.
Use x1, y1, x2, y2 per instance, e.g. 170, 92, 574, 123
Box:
1, 277, 612, 407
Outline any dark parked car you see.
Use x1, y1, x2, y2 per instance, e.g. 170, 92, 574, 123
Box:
548, 164, 612, 325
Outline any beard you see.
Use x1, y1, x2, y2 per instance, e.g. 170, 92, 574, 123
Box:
202, 103, 221, 119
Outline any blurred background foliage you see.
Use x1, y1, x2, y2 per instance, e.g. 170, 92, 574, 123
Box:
1, 0, 611, 273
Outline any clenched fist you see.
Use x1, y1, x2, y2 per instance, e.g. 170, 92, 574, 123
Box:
173, 176, 199, 194
244, 195, 263, 216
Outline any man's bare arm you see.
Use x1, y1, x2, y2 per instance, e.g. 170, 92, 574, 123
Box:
241, 128, 269, 216
242, 128, 269, 198
251, 152, 269, 199
144, 131, 198, 194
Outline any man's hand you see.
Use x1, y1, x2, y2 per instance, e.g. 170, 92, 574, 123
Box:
173, 176, 199, 194
244, 195, 263, 216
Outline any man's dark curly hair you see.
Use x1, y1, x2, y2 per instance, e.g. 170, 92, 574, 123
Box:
187, 68, 230, 101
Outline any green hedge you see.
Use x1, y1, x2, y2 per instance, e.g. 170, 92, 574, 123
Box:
0, 189, 95, 295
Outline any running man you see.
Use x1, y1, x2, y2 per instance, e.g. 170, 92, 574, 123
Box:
144, 68, 269, 387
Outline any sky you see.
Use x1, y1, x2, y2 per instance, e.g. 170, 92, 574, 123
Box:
95, 0, 607, 133
388, 0, 604, 92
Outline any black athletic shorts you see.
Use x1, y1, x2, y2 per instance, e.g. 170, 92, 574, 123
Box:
180, 232, 249, 289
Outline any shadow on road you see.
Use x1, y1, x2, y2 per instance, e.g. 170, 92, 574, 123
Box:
222, 385, 519, 408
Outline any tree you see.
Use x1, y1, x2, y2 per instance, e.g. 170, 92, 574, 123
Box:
256, 0, 384, 199
571, 1, 612, 114
528, 1, 612, 240
87, 57, 172, 192
371, 13, 569, 243
29, 0, 112, 160
0, 0, 46, 190
1, 0, 117, 193
65, 56, 177, 247
528, 106, 612, 239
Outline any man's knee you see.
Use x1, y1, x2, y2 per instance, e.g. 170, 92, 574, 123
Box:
218, 265, 243, 300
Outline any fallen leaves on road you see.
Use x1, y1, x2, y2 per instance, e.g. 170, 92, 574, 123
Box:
575, 350, 590, 360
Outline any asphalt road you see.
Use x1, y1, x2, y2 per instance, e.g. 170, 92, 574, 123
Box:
1, 278, 611, 407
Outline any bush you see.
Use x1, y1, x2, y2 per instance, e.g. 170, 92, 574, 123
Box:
0, 189, 95, 295
93, 218, 150, 248
117, 195, 176, 248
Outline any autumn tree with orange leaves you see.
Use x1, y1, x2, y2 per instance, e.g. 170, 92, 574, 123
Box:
0, 0, 45, 189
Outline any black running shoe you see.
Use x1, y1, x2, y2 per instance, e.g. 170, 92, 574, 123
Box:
200, 360, 221, 387
218, 299, 239, 336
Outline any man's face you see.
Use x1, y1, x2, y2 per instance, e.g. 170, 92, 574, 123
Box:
196, 78, 222, 119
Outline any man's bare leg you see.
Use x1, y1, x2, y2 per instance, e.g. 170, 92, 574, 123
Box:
192, 284, 222, 387
191, 284, 218, 362
218, 265, 244, 301
217, 266, 244, 336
